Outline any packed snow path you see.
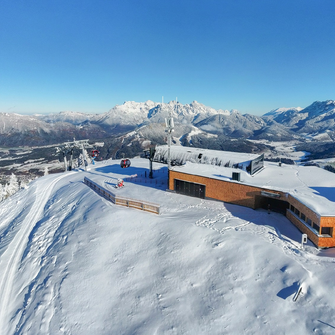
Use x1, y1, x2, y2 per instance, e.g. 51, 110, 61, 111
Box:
0, 173, 72, 334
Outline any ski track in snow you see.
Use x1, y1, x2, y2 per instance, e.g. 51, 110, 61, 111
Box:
0, 202, 34, 259
12, 182, 88, 334
0, 173, 72, 334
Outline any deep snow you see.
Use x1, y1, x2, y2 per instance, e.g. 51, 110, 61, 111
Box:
0, 158, 335, 335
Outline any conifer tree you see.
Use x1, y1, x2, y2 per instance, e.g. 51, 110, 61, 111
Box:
0, 183, 4, 202
7, 173, 19, 197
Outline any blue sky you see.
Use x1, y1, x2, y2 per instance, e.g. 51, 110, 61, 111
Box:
0, 0, 334, 115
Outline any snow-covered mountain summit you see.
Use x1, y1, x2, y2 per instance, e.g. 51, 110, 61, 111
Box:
264, 106, 303, 117
97, 100, 158, 126
301, 100, 335, 118
0, 159, 335, 334
146, 100, 224, 124
264, 100, 335, 134
96, 100, 227, 127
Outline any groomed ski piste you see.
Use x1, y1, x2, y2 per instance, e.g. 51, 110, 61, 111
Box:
0, 158, 335, 334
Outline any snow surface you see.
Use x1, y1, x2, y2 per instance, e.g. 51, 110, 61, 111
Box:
1, 158, 335, 334
311, 158, 335, 167
172, 159, 335, 217
264, 107, 303, 116
248, 140, 310, 162
155, 145, 259, 168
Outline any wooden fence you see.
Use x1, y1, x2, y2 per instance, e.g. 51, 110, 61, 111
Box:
84, 177, 160, 214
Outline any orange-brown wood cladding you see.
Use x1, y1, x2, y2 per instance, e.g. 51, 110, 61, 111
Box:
169, 170, 282, 209
319, 217, 335, 248
286, 211, 319, 246
287, 194, 320, 225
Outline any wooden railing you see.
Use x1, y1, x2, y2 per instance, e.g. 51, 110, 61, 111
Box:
84, 177, 160, 214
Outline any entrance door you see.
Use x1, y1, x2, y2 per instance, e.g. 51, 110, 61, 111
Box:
174, 179, 206, 199
255, 196, 289, 214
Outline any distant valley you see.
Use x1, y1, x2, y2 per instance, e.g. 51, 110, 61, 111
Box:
1, 100, 335, 183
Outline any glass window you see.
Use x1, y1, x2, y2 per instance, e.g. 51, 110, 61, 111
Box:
306, 218, 312, 226
199, 184, 205, 199
189, 182, 195, 196
313, 222, 320, 233
290, 204, 295, 212
184, 181, 190, 195
321, 227, 333, 237
301, 213, 306, 221
294, 208, 300, 216
194, 184, 200, 197
174, 179, 205, 199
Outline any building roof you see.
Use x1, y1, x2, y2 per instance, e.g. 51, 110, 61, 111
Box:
168, 147, 335, 217
154, 145, 259, 169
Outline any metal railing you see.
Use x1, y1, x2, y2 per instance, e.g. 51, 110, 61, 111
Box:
84, 177, 160, 214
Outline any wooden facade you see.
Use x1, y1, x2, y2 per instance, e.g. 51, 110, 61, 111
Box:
169, 170, 335, 248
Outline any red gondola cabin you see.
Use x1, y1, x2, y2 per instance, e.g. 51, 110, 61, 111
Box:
91, 150, 100, 158
120, 159, 131, 168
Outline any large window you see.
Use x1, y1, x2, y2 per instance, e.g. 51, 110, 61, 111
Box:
313, 222, 320, 233
174, 179, 206, 199
321, 227, 333, 237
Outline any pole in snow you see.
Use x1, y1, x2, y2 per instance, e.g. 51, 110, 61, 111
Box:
63, 153, 68, 172
149, 147, 155, 179
165, 105, 174, 171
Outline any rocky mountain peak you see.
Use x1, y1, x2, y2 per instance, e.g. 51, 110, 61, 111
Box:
301, 100, 335, 118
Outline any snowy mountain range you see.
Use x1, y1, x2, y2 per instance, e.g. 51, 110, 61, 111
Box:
1, 100, 335, 159
264, 100, 335, 136
0, 100, 335, 146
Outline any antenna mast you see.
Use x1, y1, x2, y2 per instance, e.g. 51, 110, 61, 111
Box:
165, 102, 175, 170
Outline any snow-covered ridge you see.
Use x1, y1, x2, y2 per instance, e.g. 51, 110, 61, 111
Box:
2, 100, 335, 147
0, 158, 335, 334
264, 106, 303, 117
264, 100, 335, 132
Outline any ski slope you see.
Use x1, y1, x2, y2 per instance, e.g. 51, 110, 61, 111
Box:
0, 159, 335, 334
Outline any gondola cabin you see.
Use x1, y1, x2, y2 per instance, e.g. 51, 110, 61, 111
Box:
120, 159, 131, 168
91, 150, 100, 158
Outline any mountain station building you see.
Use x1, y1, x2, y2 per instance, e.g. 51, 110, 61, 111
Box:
155, 146, 335, 248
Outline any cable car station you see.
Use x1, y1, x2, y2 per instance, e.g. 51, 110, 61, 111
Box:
154, 145, 335, 248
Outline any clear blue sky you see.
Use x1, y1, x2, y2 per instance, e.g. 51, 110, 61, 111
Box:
0, 0, 334, 115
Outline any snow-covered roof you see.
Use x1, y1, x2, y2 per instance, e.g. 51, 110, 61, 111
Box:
155, 145, 260, 169
171, 155, 335, 217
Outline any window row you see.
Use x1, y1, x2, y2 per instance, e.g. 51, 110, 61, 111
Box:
290, 204, 320, 234
290, 204, 333, 237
